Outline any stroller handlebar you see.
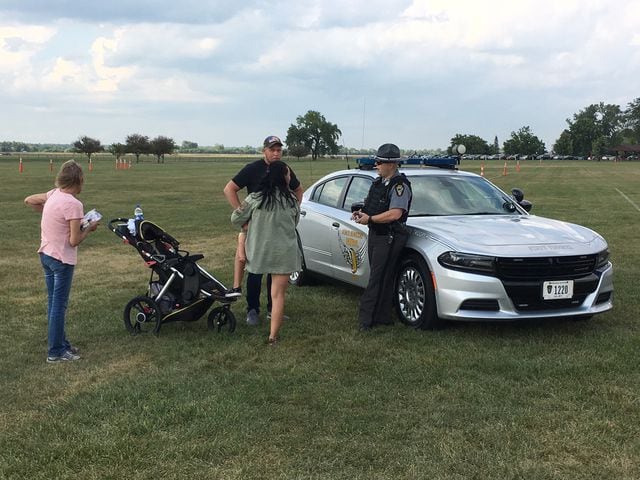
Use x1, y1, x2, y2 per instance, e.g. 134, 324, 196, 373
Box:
108, 217, 129, 233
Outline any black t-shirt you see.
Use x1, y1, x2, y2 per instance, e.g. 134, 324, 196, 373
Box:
232, 159, 300, 194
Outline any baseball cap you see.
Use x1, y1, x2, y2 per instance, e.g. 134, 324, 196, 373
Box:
263, 135, 283, 148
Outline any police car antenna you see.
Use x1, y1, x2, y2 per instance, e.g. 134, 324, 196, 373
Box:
343, 140, 350, 169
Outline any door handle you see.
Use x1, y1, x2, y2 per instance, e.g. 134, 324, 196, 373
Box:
332, 222, 340, 228
300, 210, 306, 216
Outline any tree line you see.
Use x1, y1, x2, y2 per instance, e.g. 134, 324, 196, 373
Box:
449, 98, 640, 158
4, 98, 639, 161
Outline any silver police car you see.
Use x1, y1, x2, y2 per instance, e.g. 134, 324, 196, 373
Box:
291, 162, 613, 329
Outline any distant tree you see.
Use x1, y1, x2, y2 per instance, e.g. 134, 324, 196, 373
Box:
108, 143, 127, 160
623, 97, 640, 144
565, 103, 624, 157
72, 136, 103, 161
449, 134, 491, 154
553, 130, 573, 155
493, 136, 499, 154
125, 134, 150, 163
149, 136, 176, 163
591, 136, 607, 160
285, 110, 341, 160
503, 126, 546, 156
288, 143, 311, 159
181, 140, 198, 150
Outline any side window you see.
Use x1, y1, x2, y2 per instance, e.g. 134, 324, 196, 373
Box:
343, 176, 372, 210
313, 177, 348, 208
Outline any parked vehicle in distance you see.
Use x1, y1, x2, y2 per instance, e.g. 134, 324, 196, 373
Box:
291, 162, 614, 329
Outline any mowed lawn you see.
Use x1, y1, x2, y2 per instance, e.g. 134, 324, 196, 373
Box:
1, 154, 638, 480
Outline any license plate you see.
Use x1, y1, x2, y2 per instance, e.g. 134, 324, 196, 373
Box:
542, 280, 574, 300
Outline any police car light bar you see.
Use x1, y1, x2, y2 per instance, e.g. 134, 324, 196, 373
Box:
355, 155, 459, 170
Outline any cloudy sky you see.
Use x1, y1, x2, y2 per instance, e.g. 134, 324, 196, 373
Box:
1, 0, 639, 150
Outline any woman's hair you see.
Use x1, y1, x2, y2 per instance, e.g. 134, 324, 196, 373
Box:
56, 160, 84, 190
256, 161, 297, 210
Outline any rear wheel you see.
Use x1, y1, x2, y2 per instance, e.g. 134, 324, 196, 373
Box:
289, 267, 309, 286
289, 233, 309, 286
124, 296, 161, 335
207, 306, 237, 333
395, 255, 443, 330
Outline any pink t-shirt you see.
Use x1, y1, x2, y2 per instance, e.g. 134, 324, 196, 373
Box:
38, 188, 84, 265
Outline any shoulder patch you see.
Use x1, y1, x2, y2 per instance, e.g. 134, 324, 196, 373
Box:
394, 183, 405, 196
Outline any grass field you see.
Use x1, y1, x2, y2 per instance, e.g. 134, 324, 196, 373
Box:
1, 155, 639, 479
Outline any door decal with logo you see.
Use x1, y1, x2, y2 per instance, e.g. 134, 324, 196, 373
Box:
338, 229, 367, 274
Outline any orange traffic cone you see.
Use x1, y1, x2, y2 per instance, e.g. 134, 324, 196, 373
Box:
502, 161, 507, 176
19, 157, 23, 173
516, 160, 521, 172
480, 162, 485, 177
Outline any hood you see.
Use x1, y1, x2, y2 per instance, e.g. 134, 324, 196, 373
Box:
408, 215, 607, 256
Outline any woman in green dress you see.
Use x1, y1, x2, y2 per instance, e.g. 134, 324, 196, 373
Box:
231, 161, 301, 345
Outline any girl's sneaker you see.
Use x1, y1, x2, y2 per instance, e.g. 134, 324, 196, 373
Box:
47, 350, 81, 363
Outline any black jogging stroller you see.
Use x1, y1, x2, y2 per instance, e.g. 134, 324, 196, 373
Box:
108, 217, 238, 335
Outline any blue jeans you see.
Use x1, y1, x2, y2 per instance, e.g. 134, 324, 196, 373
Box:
40, 253, 75, 357
246, 272, 272, 314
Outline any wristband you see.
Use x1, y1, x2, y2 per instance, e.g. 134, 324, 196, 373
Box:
368, 216, 374, 226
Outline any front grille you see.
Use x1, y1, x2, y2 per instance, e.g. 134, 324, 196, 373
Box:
502, 274, 599, 311
496, 254, 597, 280
493, 254, 601, 311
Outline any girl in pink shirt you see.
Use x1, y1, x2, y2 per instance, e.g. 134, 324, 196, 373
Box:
25, 160, 99, 363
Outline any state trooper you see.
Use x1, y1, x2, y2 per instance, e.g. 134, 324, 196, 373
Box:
352, 143, 412, 331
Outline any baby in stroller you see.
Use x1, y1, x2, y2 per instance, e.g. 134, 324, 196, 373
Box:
109, 216, 239, 335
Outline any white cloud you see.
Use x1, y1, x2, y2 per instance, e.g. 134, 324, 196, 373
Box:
0, 24, 55, 82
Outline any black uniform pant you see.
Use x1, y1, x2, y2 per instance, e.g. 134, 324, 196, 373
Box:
358, 230, 408, 328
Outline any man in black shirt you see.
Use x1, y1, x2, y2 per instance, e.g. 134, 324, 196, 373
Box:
223, 135, 303, 325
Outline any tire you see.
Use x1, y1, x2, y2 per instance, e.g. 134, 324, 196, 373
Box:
288, 267, 310, 286
395, 254, 443, 330
124, 296, 161, 335
207, 306, 237, 333
289, 232, 309, 286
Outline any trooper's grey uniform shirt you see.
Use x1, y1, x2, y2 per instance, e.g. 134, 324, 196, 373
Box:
386, 173, 411, 212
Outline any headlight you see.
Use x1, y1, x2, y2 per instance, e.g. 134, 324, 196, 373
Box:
595, 249, 610, 269
438, 252, 496, 275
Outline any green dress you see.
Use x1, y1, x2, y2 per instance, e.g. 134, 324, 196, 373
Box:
231, 192, 302, 274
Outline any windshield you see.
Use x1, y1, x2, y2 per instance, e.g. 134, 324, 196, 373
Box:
409, 175, 517, 216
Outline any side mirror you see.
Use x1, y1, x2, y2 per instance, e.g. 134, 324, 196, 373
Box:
351, 202, 365, 213
511, 188, 533, 212
511, 188, 524, 203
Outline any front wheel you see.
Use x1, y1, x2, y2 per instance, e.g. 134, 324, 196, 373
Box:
124, 296, 162, 335
207, 306, 237, 333
395, 255, 443, 330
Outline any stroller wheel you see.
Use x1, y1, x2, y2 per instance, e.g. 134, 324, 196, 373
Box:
124, 296, 161, 335
207, 306, 236, 334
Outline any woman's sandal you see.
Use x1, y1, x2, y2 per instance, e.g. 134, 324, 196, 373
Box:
267, 337, 279, 347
